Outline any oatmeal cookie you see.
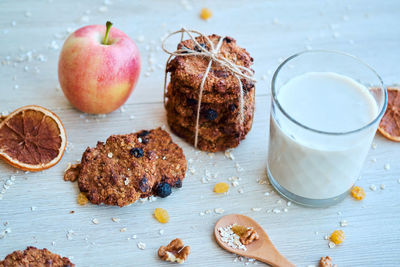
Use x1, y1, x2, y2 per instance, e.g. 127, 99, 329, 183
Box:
166, 103, 254, 142
168, 77, 255, 104
166, 82, 255, 123
167, 34, 255, 96
0, 246, 74, 267
65, 128, 186, 207
168, 121, 248, 152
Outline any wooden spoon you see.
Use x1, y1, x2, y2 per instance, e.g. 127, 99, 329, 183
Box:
214, 214, 296, 267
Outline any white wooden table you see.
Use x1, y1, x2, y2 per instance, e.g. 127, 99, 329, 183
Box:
1, 1, 399, 266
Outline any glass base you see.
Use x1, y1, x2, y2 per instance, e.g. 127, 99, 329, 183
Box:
267, 166, 349, 208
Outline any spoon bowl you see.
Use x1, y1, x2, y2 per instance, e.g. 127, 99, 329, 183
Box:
214, 214, 296, 267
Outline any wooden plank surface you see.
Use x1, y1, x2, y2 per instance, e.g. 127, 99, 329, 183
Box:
0, 0, 399, 266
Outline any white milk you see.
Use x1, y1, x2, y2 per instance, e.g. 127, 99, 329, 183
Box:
268, 72, 378, 199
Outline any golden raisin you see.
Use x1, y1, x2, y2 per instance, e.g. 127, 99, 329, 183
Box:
200, 8, 212, 20
330, 230, 345, 245
214, 182, 229, 193
232, 224, 248, 236
351, 186, 365, 200
77, 192, 88, 205
154, 208, 170, 223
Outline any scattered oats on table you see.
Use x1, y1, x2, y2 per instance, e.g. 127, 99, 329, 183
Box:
137, 242, 146, 250
214, 208, 224, 214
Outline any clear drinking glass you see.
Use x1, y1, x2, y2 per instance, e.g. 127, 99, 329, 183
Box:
267, 50, 387, 207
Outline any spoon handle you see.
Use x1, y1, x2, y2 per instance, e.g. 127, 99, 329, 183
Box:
256, 249, 296, 267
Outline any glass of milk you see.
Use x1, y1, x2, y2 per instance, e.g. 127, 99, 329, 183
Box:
267, 50, 387, 207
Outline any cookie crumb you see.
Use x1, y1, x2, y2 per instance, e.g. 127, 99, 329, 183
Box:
320, 256, 337, 267
112, 217, 120, 223
224, 149, 235, 160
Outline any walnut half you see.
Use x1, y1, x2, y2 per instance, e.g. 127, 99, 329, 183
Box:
158, 238, 190, 264
232, 224, 260, 245
64, 163, 80, 182
240, 228, 259, 245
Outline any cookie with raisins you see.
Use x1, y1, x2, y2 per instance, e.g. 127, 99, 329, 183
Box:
64, 128, 186, 207
0, 247, 74, 267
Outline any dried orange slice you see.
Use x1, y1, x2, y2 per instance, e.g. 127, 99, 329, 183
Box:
0, 105, 67, 171
378, 87, 400, 142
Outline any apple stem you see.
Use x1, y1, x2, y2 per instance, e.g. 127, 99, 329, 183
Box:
102, 21, 113, 45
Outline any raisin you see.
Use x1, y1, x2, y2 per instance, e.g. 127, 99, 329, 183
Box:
351, 186, 365, 200
231, 224, 248, 236
138, 130, 150, 137
130, 147, 144, 158
187, 98, 198, 105
242, 79, 255, 91
213, 70, 228, 78
223, 36, 234, 43
205, 109, 218, 121
156, 182, 172, 198
214, 182, 229, 193
200, 8, 212, 20
175, 179, 182, 188
177, 44, 190, 54
229, 104, 237, 111
139, 177, 149, 192
194, 43, 207, 52
154, 208, 170, 223
330, 230, 345, 245
77, 192, 89, 205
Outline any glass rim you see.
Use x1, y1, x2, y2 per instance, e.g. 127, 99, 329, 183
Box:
271, 49, 388, 136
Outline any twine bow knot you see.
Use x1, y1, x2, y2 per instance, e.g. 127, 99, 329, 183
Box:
162, 28, 256, 148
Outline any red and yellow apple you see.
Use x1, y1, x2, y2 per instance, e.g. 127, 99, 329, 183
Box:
58, 22, 141, 114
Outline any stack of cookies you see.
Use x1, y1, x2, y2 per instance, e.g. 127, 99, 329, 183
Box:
165, 34, 255, 152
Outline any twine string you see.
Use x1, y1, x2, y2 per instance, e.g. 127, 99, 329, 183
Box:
162, 28, 256, 148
